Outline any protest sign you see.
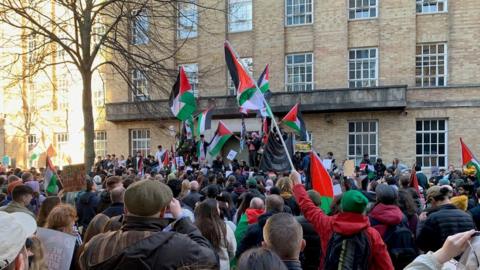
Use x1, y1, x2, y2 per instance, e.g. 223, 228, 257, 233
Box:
333, 184, 343, 196
175, 156, 185, 167
61, 164, 86, 192
36, 228, 76, 270
343, 160, 355, 177
294, 141, 312, 153
226, 150, 238, 161
322, 159, 332, 170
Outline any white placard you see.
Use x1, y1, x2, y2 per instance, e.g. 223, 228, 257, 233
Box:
322, 159, 332, 170
175, 156, 185, 167
226, 150, 238, 161
36, 228, 76, 270
333, 184, 343, 196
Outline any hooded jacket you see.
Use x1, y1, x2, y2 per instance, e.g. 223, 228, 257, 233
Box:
369, 203, 404, 238
293, 184, 394, 270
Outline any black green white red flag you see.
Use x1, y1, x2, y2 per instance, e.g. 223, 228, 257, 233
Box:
208, 121, 233, 157
281, 103, 308, 140
310, 151, 334, 214
460, 138, 480, 180
196, 108, 213, 135
169, 66, 196, 121
257, 64, 270, 94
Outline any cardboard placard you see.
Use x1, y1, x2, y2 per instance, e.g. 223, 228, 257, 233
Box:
61, 164, 86, 192
226, 150, 238, 161
36, 228, 76, 270
343, 160, 355, 177
294, 141, 312, 153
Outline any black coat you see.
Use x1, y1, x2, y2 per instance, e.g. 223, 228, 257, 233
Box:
236, 211, 277, 258
468, 205, 480, 229
182, 191, 203, 210
76, 191, 100, 228
296, 216, 321, 270
417, 204, 475, 252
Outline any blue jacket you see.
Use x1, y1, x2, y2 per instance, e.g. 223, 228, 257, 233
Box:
76, 191, 100, 228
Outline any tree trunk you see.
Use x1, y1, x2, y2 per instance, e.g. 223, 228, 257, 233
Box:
82, 70, 95, 171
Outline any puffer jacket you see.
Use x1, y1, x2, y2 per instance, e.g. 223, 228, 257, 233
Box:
79, 215, 218, 270
369, 203, 404, 237
416, 204, 475, 252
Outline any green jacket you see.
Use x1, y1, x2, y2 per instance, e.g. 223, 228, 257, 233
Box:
0, 201, 36, 219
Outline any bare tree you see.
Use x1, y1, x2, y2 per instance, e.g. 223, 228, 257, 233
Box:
0, 0, 223, 169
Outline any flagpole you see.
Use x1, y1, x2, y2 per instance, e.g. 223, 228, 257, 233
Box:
225, 41, 295, 170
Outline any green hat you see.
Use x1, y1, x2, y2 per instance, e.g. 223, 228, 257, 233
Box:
124, 180, 173, 216
307, 190, 322, 207
341, 190, 368, 214
247, 178, 257, 187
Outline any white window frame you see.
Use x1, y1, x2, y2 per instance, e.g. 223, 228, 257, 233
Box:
285, 0, 313, 26
347, 120, 378, 165
348, 47, 378, 88
94, 131, 107, 158
131, 8, 149, 45
131, 69, 149, 101
93, 86, 105, 107
228, 57, 253, 95
228, 0, 253, 33
130, 129, 150, 156
54, 132, 69, 167
57, 78, 69, 110
348, 0, 378, 20
177, 0, 198, 39
181, 63, 199, 97
285, 53, 314, 92
415, 43, 447, 87
416, 119, 448, 168
416, 0, 447, 14
27, 134, 37, 151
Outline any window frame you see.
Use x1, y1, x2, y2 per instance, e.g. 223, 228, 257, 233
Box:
94, 131, 107, 158
131, 69, 149, 101
130, 129, 151, 156
177, 0, 198, 39
131, 8, 150, 45
415, 43, 448, 87
180, 63, 199, 97
54, 132, 69, 167
416, 0, 448, 14
348, 47, 378, 88
228, 0, 253, 33
285, 52, 314, 92
415, 119, 448, 168
57, 77, 69, 110
347, 120, 379, 165
27, 134, 37, 151
285, 0, 314, 26
93, 86, 105, 107
348, 0, 378, 20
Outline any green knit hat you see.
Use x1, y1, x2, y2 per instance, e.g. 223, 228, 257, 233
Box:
341, 190, 368, 214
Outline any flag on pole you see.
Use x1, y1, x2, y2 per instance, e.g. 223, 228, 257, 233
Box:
310, 151, 334, 214
208, 121, 233, 157
224, 41, 265, 113
281, 103, 309, 140
183, 117, 194, 140
44, 157, 58, 194
257, 64, 270, 94
460, 138, 480, 180
409, 163, 421, 197
240, 116, 247, 151
169, 66, 196, 121
196, 108, 213, 135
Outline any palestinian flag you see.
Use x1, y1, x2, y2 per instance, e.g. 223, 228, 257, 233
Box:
162, 150, 170, 167
197, 108, 213, 135
44, 157, 58, 194
224, 41, 265, 112
409, 163, 421, 197
169, 66, 196, 121
310, 151, 334, 214
183, 117, 194, 140
257, 64, 270, 94
460, 138, 480, 180
281, 103, 308, 140
208, 121, 233, 157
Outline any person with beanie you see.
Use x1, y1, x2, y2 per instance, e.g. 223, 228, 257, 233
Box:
290, 171, 393, 270
79, 180, 218, 269
416, 185, 475, 253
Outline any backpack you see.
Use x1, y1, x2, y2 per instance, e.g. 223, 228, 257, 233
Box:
323, 230, 370, 270
371, 216, 418, 270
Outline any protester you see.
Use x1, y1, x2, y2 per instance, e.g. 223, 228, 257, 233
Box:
37, 196, 61, 227
238, 247, 288, 270
0, 184, 35, 218
76, 179, 100, 230
276, 177, 300, 215
235, 197, 265, 245
101, 186, 125, 218
296, 190, 321, 270
182, 180, 202, 209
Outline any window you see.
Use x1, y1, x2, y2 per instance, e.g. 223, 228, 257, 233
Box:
93, 87, 105, 107
348, 0, 377, 19
27, 34, 37, 63
27, 134, 37, 151
416, 119, 447, 168
130, 129, 150, 156
286, 53, 313, 92
228, 0, 252, 32
228, 57, 253, 95
57, 78, 69, 110
54, 133, 69, 167
349, 48, 378, 88
131, 69, 149, 101
131, 9, 149, 45
92, 21, 106, 44
285, 0, 313, 26
416, 43, 447, 87
348, 121, 378, 165
94, 131, 107, 158
178, 0, 198, 39
416, 0, 447, 13
181, 64, 199, 97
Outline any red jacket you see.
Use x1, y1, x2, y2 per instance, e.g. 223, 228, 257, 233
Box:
368, 203, 404, 238
245, 208, 265, 224
292, 184, 393, 270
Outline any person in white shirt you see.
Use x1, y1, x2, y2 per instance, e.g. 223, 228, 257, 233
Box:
155, 145, 165, 171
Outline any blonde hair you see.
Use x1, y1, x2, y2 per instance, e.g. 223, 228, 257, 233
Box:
179, 180, 191, 199
28, 236, 48, 270
276, 177, 293, 194
46, 204, 77, 233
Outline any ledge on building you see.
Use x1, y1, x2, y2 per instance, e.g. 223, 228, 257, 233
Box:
105, 85, 407, 122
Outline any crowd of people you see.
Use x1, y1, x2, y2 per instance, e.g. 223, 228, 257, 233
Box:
2, 144, 480, 270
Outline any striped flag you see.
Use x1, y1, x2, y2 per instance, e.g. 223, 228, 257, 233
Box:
197, 108, 213, 135
169, 66, 196, 121
310, 151, 334, 214
44, 157, 58, 194
460, 138, 480, 181
208, 121, 233, 157
281, 103, 309, 140
257, 64, 270, 94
